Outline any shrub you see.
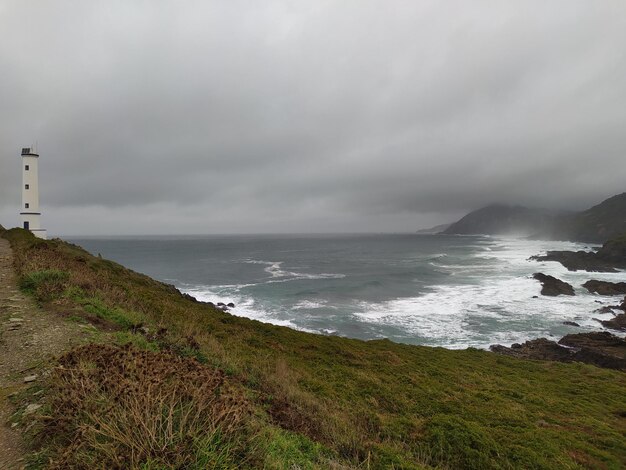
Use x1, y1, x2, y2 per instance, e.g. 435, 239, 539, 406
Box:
39, 344, 253, 469
19, 269, 69, 301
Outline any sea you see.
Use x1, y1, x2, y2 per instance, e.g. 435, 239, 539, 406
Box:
66, 234, 626, 349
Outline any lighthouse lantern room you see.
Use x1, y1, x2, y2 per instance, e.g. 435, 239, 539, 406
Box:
20, 147, 47, 239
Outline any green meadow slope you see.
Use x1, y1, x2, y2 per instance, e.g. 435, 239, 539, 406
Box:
2, 228, 626, 469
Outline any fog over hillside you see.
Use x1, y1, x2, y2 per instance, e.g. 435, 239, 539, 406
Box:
1, 1, 625, 235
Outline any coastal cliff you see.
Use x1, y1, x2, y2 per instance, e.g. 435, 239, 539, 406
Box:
1, 227, 625, 469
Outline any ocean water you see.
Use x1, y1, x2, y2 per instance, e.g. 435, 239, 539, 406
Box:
67, 234, 626, 349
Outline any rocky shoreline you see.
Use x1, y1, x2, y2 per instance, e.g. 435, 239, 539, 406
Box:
491, 332, 626, 371
491, 235, 626, 371
530, 234, 626, 272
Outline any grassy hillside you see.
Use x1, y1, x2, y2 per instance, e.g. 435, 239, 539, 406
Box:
3, 228, 626, 469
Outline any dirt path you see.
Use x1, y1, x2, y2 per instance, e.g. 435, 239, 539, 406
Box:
0, 238, 92, 469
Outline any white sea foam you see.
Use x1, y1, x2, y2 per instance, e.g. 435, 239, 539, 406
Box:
183, 286, 318, 334
353, 236, 625, 349
243, 260, 288, 278
293, 300, 329, 310
244, 259, 345, 282
184, 237, 625, 349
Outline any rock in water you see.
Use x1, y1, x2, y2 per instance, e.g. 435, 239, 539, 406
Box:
530, 233, 626, 272
600, 313, 626, 332
532, 273, 575, 296
531, 250, 618, 272
582, 280, 626, 296
595, 305, 621, 314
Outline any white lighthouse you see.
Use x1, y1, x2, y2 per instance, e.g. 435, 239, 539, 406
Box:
20, 147, 47, 239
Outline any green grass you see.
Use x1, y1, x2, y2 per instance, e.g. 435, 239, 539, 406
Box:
260, 428, 332, 469
66, 288, 145, 329
19, 269, 69, 300
113, 331, 160, 351
3, 227, 626, 469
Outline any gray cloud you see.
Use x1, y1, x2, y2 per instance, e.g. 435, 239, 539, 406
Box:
1, 0, 625, 234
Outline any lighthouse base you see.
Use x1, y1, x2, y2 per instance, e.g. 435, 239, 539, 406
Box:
30, 229, 47, 240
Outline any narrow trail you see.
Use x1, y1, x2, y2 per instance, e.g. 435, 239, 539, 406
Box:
0, 238, 91, 469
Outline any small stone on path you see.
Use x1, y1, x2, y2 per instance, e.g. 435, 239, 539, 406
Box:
23, 375, 38, 383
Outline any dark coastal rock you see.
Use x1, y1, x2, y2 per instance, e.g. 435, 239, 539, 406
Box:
227, 302, 235, 308
595, 306, 620, 314
532, 273, 575, 296
491, 332, 626, 371
600, 314, 626, 332
583, 280, 626, 296
490, 339, 573, 362
531, 233, 626, 272
562, 321, 580, 327
531, 250, 618, 272
558, 332, 626, 370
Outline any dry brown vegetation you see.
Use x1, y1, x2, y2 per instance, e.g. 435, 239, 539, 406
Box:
40, 344, 252, 469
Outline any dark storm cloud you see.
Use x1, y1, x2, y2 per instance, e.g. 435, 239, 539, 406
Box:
1, 1, 625, 234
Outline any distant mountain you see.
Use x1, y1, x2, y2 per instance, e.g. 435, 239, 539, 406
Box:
415, 223, 451, 235
443, 192, 626, 243
443, 204, 567, 237
550, 193, 626, 243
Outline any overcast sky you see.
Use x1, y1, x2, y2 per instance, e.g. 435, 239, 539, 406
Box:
1, 1, 625, 235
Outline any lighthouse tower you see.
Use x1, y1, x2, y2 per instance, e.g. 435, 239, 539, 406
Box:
20, 147, 47, 239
